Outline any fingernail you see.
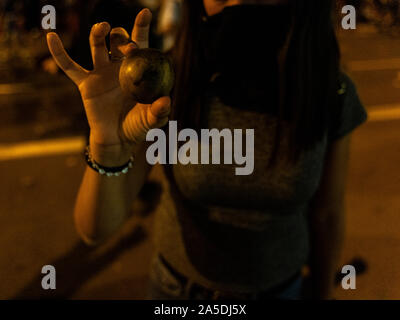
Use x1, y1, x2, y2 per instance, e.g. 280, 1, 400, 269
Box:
95, 22, 109, 31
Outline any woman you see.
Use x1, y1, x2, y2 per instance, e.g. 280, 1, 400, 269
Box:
47, 0, 367, 300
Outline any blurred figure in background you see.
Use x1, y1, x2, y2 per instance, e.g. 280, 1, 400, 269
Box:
0, 0, 43, 80
41, 0, 174, 73
0, 0, 179, 77
361, 0, 400, 34
157, 0, 182, 51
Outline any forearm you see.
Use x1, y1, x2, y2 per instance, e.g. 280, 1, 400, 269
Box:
73, 141, 151, 246
46, 8, 170, 245
309, 208, 345, 300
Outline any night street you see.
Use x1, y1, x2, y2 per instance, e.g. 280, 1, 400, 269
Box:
1, 23, 400, 299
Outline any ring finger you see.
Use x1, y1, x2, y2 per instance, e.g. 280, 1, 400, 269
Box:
110, 27, 138, 61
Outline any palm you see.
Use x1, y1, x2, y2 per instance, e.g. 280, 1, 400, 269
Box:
82, 63, 162, 147
80, 63, 129, 146
80, 62, 121, 100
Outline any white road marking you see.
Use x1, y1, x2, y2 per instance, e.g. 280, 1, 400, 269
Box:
368, 104, 400, 122
0, 104, 399, 162
0, 136, 86, 161
0, 83, 34, 95
347, 58, 400, 72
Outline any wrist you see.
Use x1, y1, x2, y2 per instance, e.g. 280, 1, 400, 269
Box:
85, 145, 134, 176
89, 137, 135, 167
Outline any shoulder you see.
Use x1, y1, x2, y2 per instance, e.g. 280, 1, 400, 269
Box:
328, 72, 368, 141
337, 72, 359, 99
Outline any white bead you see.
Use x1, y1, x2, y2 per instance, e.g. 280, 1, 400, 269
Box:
106, 172, 113, 177
114, 172, 121, 177
99, 169, 105, 174
122, 168, 128, 174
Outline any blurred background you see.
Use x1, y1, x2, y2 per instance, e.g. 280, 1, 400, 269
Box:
0, 0, 399, 299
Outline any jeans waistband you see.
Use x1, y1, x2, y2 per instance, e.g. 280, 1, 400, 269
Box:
157, 253, 302, 300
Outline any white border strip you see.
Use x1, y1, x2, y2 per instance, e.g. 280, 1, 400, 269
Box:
0, 136, 86, 161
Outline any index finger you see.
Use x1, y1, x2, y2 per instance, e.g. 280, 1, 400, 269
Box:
47, 32, 87, 85
131, 8, 152, 48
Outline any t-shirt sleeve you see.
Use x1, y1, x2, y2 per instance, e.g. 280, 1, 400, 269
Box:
328, 73, 368, 141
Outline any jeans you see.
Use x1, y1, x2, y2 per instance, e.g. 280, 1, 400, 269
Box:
146, 254, 303, 300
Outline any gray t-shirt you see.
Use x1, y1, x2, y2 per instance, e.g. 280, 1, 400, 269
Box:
151, 73, 368, 293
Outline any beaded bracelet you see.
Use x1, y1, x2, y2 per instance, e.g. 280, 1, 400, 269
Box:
84, 145, 134, 177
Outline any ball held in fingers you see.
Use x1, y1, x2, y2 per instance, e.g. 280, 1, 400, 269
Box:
119, 48, 174, 104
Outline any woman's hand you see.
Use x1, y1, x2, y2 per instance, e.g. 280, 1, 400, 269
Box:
46, 9, 171, 161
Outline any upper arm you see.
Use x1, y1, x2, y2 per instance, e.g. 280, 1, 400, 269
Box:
309, 73, 366, 218
310, 134, 351, 218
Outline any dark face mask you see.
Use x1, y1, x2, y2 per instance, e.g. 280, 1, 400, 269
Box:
199, 4, 292, 110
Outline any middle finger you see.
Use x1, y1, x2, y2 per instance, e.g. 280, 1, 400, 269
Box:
89, 22, 111, 69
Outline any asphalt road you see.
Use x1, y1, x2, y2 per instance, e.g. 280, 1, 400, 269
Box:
0, 24, 400, 299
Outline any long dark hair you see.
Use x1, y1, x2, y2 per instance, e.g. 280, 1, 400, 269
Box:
170, 0, 341, 167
